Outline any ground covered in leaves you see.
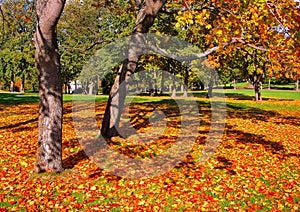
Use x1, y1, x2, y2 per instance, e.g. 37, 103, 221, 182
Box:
0, 92, 299, 211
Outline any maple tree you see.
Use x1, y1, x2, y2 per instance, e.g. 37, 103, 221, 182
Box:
58, 0, 136, 94
171, 0, 300, 98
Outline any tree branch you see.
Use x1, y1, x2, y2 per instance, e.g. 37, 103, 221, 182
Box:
266, 2, 284, 26
146, 36, 289, 62
37, 0, 66, 30
146, 39, 239, 61
86, 39, 111, 51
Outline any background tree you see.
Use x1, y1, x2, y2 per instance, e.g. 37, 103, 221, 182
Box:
0, 0, 35, 92
172, 0, 299, 99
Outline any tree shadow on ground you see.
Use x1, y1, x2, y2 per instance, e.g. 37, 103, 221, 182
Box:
225, 92, 261, 101
0, 93, 39, 105
226, 103, 300, 127
116, 99, 212, 134
0, 117, 38, 131
214, 156, 237, 175
227, 127, 285, 155
63, 149, 89, 169
64, 95, 299, 178
0, 105, 75, 134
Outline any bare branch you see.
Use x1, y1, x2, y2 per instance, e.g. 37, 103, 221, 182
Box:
86, 39, 111, 51
233, 38, 270, 52
146, 36, 288, 63
266, 2, 284, 26
147, 39, 239, 62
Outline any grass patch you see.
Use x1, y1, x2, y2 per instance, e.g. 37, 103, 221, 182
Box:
1, 89, 298, 106
0, 93, 39, 105
222, 89, 300, 100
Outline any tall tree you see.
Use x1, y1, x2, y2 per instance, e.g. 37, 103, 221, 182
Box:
101, 0, 167, 138
34, 0, 66, 173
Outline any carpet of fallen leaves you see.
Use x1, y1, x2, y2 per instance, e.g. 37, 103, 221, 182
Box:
0, 95, 299, 211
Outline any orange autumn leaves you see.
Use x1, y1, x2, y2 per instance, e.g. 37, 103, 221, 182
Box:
0, 97, 300, 211
173, 0, 300, 80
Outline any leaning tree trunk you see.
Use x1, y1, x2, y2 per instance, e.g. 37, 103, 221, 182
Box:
101, 0, 166, 138
34, 0, 65, 173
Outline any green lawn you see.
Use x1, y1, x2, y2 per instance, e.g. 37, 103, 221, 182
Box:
0, 89, 299, 105
223, 89, 300, 100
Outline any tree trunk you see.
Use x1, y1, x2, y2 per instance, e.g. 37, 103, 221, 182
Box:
32, 84, 36, 92
64, 83, 68, 94
101, 0, 166, 138
10, 71, 14, 93
254, 81, 262, 101
20, 75, 25, 93
88, 80, 94, 95
183, 85, 188, 97
154, 70, 158, 96
148, 78, 153, 96
182, 67, 189, 97
268, 78, 271, 90
206, 80, 213, 98
95, 75, 99, 95
10, 81, 14, 93
34, 0, 65, 173
296, 78, 299, 91
171, 73, 176, 98
233, 79, 237, 90
160, 70, 165, 94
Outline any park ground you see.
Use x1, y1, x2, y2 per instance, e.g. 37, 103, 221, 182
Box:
0, 89, 299, 211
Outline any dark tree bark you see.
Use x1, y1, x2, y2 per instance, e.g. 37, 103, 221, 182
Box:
20, 74, 25, 93
206, 80, 213, 98
34, 0, 65, 173
254, 81, 262, 101
233, 79, 237, 90
154, 70, 158, 96
101, 0, 166, 138
171, 73, 176, 98
160, 70, 165, 94
182, 66, 189, 97
250, 74, 263, 101
10, 71, 14, 93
